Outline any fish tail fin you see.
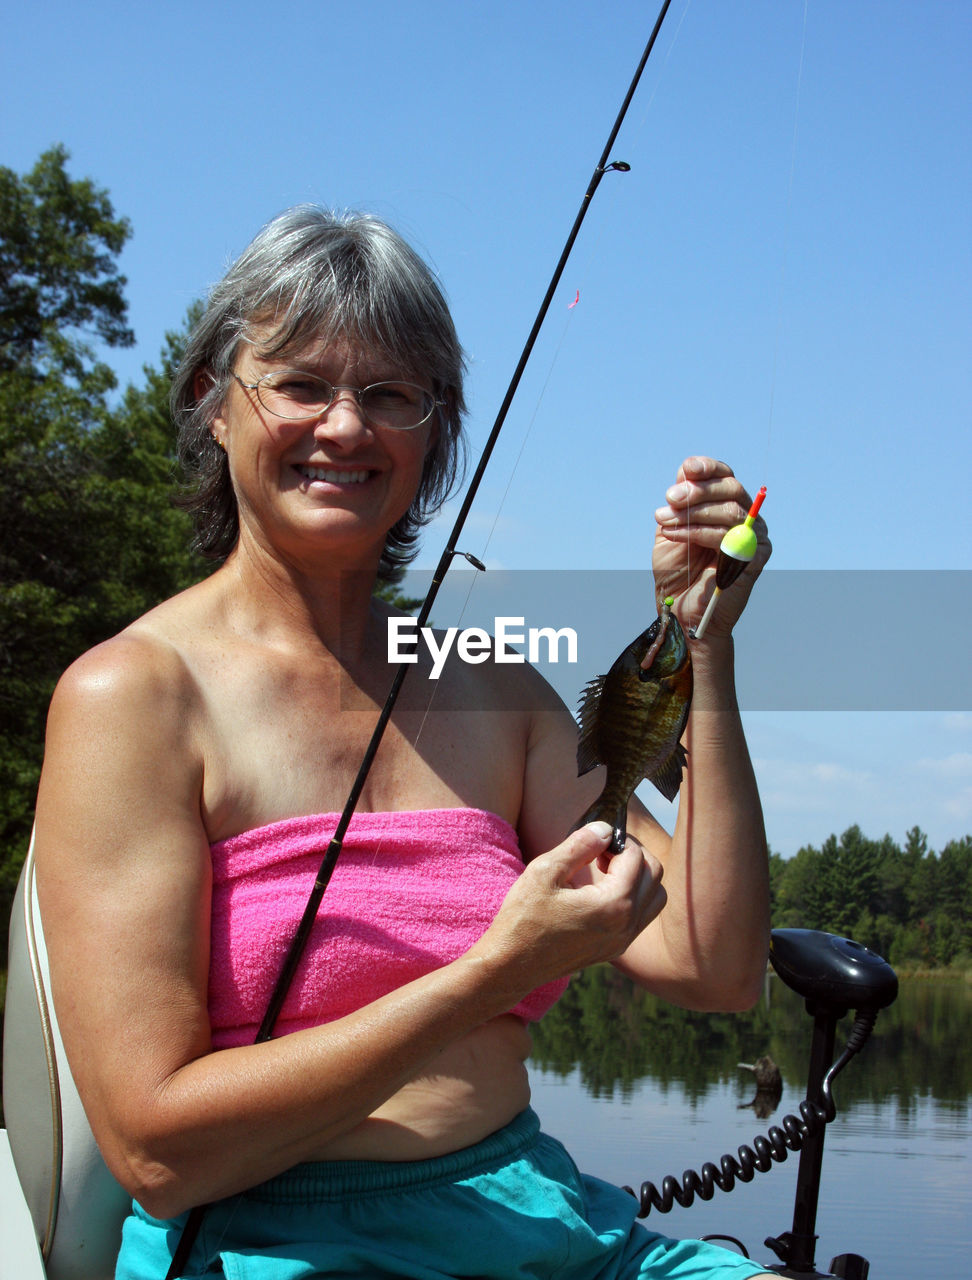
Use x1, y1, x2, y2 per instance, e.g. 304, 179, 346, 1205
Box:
571, 800, 627, 855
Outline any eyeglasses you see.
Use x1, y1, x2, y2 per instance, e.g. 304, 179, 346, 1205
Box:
231, 370, 442, 431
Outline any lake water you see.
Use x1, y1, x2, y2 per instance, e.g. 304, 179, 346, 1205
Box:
527, 971, 971, 1279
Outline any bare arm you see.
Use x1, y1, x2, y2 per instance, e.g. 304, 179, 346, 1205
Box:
614, 630, 770, 1010
519, 457, 771, 1012
35, 637, 661, 1218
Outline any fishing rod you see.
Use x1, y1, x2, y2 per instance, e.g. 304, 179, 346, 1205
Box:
254, 0, 673, 1047
166, 4, 673, 1274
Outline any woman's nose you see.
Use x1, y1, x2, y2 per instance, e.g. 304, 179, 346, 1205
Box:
312, 390, 372, 440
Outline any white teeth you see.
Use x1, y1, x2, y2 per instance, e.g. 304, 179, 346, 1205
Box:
300, 466, 370, 484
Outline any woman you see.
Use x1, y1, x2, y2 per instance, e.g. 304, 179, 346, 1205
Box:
35, 206, 774, 1279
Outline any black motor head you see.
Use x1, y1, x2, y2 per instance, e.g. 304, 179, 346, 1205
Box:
770, 928, 898, 1014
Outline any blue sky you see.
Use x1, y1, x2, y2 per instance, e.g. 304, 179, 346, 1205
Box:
4, 1, 970, 858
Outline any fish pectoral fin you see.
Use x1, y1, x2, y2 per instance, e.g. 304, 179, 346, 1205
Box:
575, 675, 606, 776
649, 743, 688, 803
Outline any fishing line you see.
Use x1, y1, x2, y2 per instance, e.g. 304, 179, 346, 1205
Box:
253, 0, 674, 1076
398, 308, 583, 765
343, 2, 692, 779
620, 0, 692, 149
473, 310, 576, 561
287, 314, 580, 881
762, 0, 809, 486
631, 12, 817, 1227
405, 2, 691, 762
465, 0, 692, 576
685, 3, 807, 645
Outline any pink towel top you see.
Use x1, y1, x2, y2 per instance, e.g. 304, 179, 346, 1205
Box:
208, 807, 570, 1049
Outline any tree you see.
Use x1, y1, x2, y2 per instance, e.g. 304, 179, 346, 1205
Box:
773, 843, 829, 928
374, 566, 422, 613
0, 150, 204, 942
826, 826, 884, 937
0, 144, 132, 376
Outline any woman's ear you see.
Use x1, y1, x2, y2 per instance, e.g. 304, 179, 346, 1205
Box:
195, 370, 228, 443
194, 369, 218, 406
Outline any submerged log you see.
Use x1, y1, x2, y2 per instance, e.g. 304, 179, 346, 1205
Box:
737, 1054, 782, 1091
737, 1054, 783, 1118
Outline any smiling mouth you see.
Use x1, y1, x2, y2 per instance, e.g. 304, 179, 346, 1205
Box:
296, 465, 372, 484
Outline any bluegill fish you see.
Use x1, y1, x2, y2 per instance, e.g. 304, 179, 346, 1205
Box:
574, 598, 692, 853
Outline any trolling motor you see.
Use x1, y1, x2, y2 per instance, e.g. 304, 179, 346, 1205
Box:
762, 929, 898, 1278
626, 928, 898, 1279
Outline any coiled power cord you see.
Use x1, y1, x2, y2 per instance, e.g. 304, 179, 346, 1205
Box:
626, 1006, 877, 1216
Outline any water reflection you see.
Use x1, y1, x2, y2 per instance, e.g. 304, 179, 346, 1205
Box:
528, 970, 972, 1278
530, 966, 972, 1109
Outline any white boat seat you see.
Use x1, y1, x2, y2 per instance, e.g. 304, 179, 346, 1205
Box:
2, 832, 131, 1280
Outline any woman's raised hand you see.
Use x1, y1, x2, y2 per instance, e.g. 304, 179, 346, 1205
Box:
652, 456, 771, 638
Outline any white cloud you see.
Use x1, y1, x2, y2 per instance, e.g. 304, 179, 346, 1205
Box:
749, 716, 972, 857
753, 756, 878, 807
915, 752, 972, 779
807, 761, 876, 787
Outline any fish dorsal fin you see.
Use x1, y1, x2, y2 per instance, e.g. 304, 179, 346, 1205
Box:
649, 742, 688, 803
576, 674, 606, 776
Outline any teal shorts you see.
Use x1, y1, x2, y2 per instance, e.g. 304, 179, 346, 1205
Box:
116, 1109, 767, 1279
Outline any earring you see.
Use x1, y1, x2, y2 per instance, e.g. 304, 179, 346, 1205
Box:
211, 432, 226, 452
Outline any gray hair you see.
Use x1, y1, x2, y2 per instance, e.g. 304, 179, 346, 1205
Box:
172, 206, 466, 578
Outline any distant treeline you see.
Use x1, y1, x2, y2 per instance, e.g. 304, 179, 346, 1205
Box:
768, 825, 972, 970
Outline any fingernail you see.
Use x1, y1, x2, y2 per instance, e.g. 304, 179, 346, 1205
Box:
586, 820, 613, 841
654, 505, 676, 524
666, 483, 690, 503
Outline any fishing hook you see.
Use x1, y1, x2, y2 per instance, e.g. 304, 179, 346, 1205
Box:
165, 3, 674, 1274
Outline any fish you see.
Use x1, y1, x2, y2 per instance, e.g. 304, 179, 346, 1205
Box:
573, 597, 692, 853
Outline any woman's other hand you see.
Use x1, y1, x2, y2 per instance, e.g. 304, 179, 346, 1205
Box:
472, 821, 666, 994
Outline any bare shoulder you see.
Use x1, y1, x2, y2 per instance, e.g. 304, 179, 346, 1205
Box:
51, 622, 192, 715
36, 611, 209, 885
43, 622, 200, 787
44, 573, 227, 740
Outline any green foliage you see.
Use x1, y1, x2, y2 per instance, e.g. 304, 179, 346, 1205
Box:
769, 825, 972, 969
373, 566, 422, 614
0, 150, 206, 945
0, 144, 133, 377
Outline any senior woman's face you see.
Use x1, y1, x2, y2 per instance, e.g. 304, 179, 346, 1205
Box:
211, 333, 438, 563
